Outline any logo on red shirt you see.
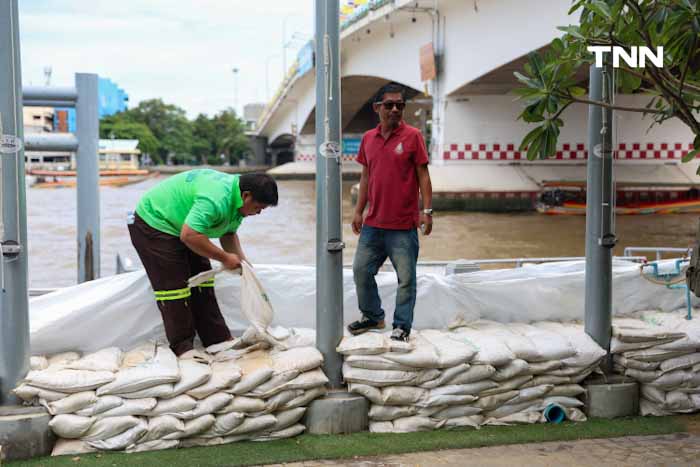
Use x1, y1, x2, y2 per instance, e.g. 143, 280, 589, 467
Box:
395, 142, 404, 155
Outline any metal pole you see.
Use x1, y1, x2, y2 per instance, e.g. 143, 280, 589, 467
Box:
584, 63, 615, 366
315, 0, 344, 388
0, 0, 30, 405
75, 73, 100, 283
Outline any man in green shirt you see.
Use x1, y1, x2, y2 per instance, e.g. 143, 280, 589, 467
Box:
128, 169, 278, 356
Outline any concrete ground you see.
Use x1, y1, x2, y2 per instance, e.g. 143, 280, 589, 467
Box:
269, 433, 700, 466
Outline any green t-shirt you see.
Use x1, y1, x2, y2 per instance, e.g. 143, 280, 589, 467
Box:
136, 169, 243, 238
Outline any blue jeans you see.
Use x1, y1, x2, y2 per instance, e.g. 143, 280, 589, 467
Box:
353, 225, 419, 332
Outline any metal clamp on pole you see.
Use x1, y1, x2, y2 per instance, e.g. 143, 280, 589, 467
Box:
327, 239, 345, 252
0, 240, 21, 257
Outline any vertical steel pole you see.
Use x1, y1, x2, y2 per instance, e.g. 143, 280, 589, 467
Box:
584, 64, 615, 364
75, 73, 100, 283
315, 0, 344, 388
0, 0, 30, 405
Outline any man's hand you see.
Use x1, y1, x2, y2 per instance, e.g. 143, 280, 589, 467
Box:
222, 253, 242, 271
420, 212, 433, 236
352, 212, 364, 235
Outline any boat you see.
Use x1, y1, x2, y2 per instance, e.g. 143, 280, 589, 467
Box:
28, 168, 157, 189
537, 183, 700, 215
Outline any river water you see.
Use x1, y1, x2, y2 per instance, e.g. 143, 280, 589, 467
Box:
26, 176, 698, 288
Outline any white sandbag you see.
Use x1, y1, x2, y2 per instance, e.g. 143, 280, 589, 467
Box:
480, 375, 533, 396
613, 318, 685, 343
613, 355, 660, 371
48, 414, 95, 439
492, 359, 529, 382
65, 347, 123, 373
187, 360, 241, 399
526, 361, 563, 374
413, 369, 442, 386
443, 415, 483, 429
474, 391, 519, 411
268, 407, 306, 432
508, 323, 576, 361
30, 356, 49, 371
147, 395, 197, 418
623, 348, 695, 363
247, 370, 301, 398
254, 423, 305, 441
440, 380, 498, 395
51, 438, 97, 457
126, 439, 179, 453
217, 396, 266, 414
25, 369, 115, 393
182, 393, 233, 419
279, 386, 327, 411
660, 353, 700, 374
169, 360, 212, 397
82, 416, 142, 441
221, 414, 277, 436
418, 363, 471, 389
97, 346, 179, 396
336, 333, 390, 355
664, 391, 694, 411
537, 323, 606, 368
485, 400, 543, 420
540, 396, 584, 408
379, 386, 426, 405
47, 352, 81, 369
624, 368, 661, 383
640, 398, 673, 416
484, 411, 541, 425
227, 367, 275, 395
391, 416, 446, 433
272, 347, 323, 374
648, 370, 692, 389
163, 414, 216, 439
342, 363, 421, 387
241, 261, 283, 347
97, 398, 157, 418
564, 407, 587, 422
520, 375, 571, 388
74, 396, 124, 417
263, 390, 304, 413
430, 384, 486, 397
120, 383, 174, 399
179, 437, 224, 447
421, 394, 477, 407
345, 354, 420, 371
369, 421, 394, 433
206, 339, 237, 354
121, 342, 156, 368
438, 365, 496, 386
200, 411, 247, 437
640, 385, 667, 405
610, 337, 663, 354
271, 368, 328, 393
381, 330, 476, 368
463, 321, 543, 362
369, 405, 419, 421
87, 420, 148, 451
548, 364, 599, 377
347, 383, 382, 405
507, 385, 554, 405
449, 328, 516, 366
430, 405, 482, 420
141, 415, 185, 442
547, 384, 585, 398
41, 391, 97, 415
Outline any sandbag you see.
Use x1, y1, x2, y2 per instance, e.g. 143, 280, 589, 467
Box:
65, 347, 123, 373
51, 439, 97, 457
126, 439, 179, 453
163, 414, 216, 439
216, 396, 266, 414
41, 391, 97, 415
75, 396, 124, 417
187, 360, 241, 399
48, 414, 95, 439
87, 420, 148, 450
96, 398, 157, 418
141, 415, 185, 442
146, 395, 198, 417
169, 360, 211, 397
97, 346, 179, 396
82, 416, 142, 441
25, 369, 115, 393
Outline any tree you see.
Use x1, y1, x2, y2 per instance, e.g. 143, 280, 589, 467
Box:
213, 109, 250, 164
100, 115, 160, 161
514, 0, 700, 165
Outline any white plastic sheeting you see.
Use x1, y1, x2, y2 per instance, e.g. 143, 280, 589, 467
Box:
29, 260, 695, 354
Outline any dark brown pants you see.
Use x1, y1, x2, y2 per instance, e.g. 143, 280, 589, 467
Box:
128, 213, 231, 356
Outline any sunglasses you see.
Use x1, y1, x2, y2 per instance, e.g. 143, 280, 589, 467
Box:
377, 101, 406, 111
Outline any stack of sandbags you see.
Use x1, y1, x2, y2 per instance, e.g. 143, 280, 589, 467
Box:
14, 333, 328, 456
339, 321, 605, 432
611, 310, 700, 415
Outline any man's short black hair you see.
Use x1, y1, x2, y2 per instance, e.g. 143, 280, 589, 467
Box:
374, 82, 406, 103
239, 173, 278, 206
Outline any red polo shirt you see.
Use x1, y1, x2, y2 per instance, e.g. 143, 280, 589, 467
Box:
356, 121, 429, 230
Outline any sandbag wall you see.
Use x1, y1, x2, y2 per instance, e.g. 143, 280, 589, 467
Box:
612, 310, 700, 415
339, 321, 606, 432
14, 336, 328, 456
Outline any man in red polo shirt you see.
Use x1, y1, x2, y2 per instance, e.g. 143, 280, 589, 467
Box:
348, 83, 433, 342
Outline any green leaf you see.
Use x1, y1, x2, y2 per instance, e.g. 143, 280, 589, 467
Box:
557, 25, 585, 40
569, 86, 587, 97
587, 0, 612, 21
682, 147, 700, 163
527, 133, 545, 160
519, 126, 543, 152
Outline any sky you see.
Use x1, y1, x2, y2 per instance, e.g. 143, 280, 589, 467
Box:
18, 0, 315, 118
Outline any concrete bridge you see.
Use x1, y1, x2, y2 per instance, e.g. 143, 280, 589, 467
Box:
252, 0, 698, 210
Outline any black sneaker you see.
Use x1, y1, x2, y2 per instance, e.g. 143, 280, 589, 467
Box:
390, 327, 410, 342
347, 316, 385, 335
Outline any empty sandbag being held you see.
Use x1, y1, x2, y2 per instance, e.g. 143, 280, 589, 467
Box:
127, 169, 278, 356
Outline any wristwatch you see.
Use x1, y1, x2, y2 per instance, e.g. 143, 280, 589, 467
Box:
422, 208, 433, 216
